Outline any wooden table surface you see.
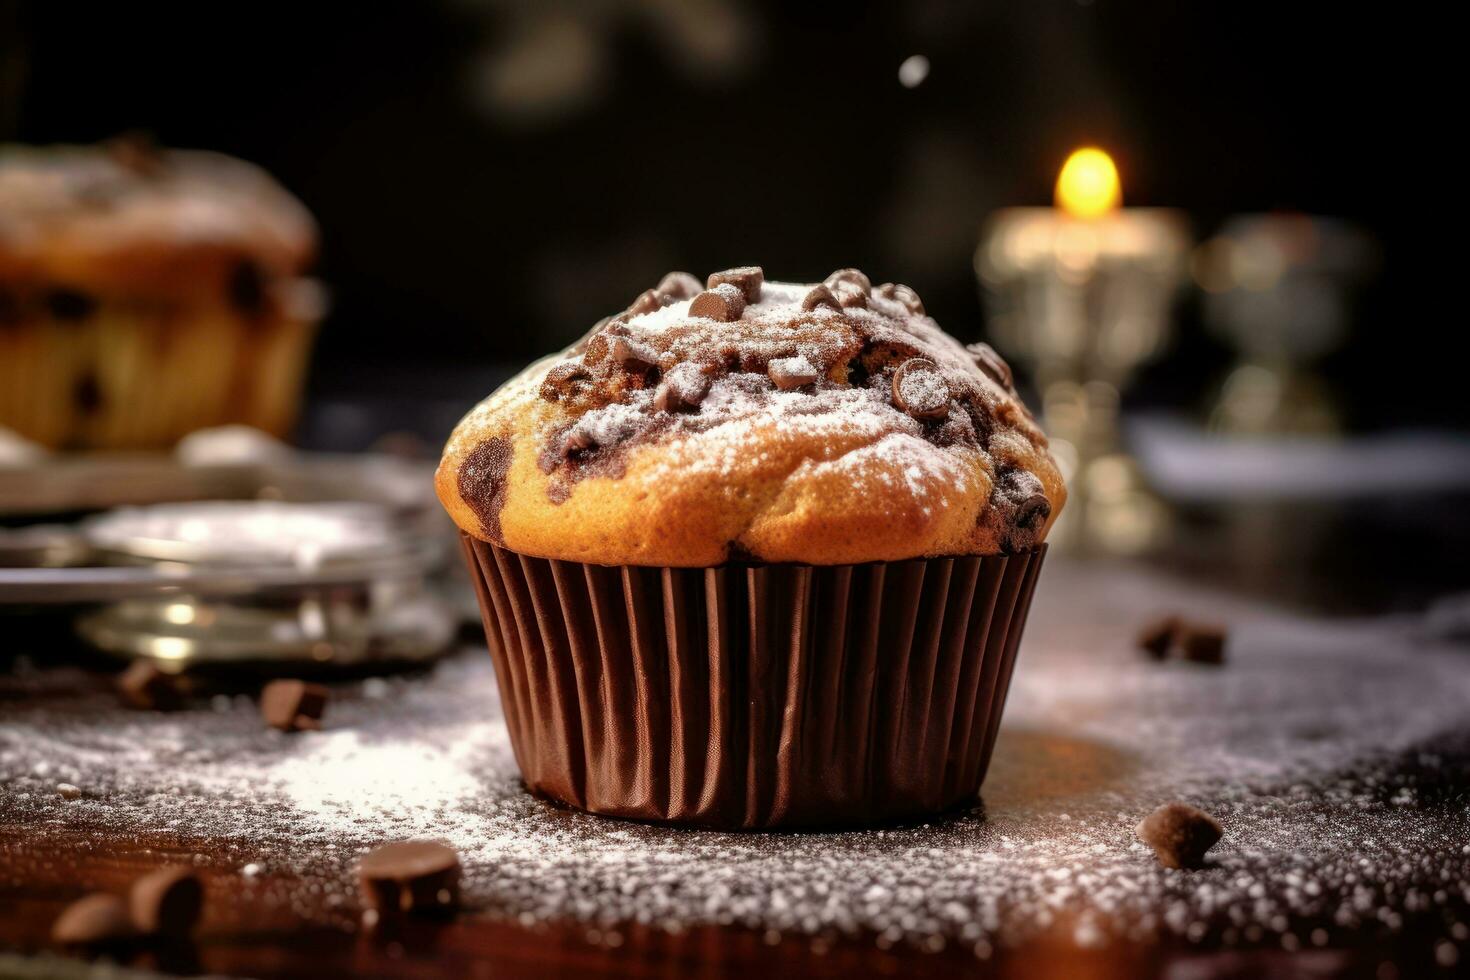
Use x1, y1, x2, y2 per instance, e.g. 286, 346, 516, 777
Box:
1, 825, 1452, 980
3, 555, 1468, 979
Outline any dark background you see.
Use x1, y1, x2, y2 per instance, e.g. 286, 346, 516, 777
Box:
0, 1, 1446, 433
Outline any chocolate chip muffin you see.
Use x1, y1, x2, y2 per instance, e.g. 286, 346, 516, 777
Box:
440, 266, 1064, 828
0, 138, 320, 449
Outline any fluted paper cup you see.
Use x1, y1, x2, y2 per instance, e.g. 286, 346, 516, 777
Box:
461, 535, 1045, 829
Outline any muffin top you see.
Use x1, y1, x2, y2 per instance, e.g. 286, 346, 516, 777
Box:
437, 267, 1065, 567
0, 138, 316, 301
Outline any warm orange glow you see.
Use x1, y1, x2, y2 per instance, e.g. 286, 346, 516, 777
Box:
1055, 147, 1121, 219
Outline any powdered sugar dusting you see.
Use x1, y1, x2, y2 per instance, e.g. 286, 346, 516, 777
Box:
794, 433, 974, 508
567, 397, 652, 451
5, 561, 1468, 959
642, 376, 982, 497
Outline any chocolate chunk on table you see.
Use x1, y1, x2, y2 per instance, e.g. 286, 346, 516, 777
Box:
1137, 616, 1181, 660
1178, 622, 1228, 664
1136, 802, 1223, 870
1137, 616, 1228, 665
51, 893, 134, 946
129, 867, 203, 938
358, 840, 461, 916
260, 679, 328, 732
117, 661, 185, 711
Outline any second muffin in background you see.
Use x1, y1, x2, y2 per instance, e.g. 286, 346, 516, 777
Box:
0, 137, 320, 449
439, 266, 1064, 828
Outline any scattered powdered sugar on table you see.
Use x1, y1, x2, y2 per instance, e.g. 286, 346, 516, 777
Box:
3, 560, 1469, 959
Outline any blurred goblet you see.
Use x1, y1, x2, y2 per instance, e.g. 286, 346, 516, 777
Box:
977, 148, 1191, 554
1194, 214, 1377, 435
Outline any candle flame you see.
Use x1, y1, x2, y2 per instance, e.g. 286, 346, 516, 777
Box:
1055, 147, 1121, 219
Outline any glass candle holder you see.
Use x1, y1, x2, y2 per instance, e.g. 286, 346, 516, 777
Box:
976, 151, 1191, 553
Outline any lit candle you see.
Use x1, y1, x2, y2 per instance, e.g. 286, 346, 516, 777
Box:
978, 147, 1191, 387
976, 148, 1192, 553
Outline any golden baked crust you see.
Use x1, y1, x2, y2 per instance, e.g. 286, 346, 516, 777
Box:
437, 268, 1065, 566
0, 139, 316, 301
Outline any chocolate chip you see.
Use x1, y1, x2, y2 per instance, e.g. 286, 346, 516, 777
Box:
824, 268, 871, 294
801, 284, 841, 312
358, 841, 461, 916
46, 288, 96, 321
117, 661, 185, 711
260, 679, 328, 732
966, 342, 1014, 390
129, 867, 203, 938
1138, 617, 1226, 665
876, 282, 925, 315
991, 469, 1051, 550
1014, 491, 1051, 529
768, 355, 820, 391
626, 289, 662, 316
539, 359, 590, 402
706, 266, 764, 303
657, 271, 703, 300
0, 287, 19, 325
891, 358, 951, 420
605, 333, 658, 373
52, 893, 135, 945
689, 284, 746, 322
1178, 622, 1228, 665
831, 282, 868, 309
73, 372, 104, 415
561, 427, 597, 455
228, 262, 267, 315
1136, 802, 1223, 869
654, 362, 712, 413
1137, 616, 1180, 660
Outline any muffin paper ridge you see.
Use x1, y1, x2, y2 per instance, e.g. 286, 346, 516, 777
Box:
462, 535, 1046, 829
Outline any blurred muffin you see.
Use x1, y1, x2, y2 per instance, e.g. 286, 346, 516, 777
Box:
439, 266, 1064, 828
0, 137, 320, 449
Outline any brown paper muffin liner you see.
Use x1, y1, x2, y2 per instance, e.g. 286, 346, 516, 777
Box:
461, 536, 1047, 829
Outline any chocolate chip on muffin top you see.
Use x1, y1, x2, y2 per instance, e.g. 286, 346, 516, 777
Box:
437, 267, 1065, 566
